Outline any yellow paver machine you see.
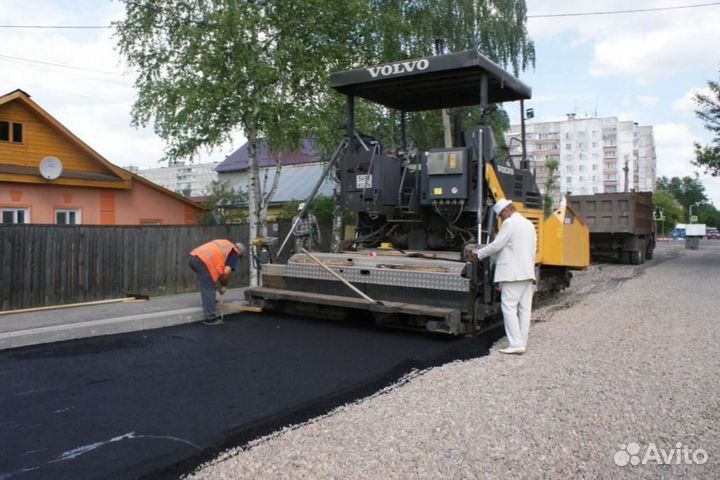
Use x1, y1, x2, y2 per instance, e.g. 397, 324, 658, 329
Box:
247, 50, 589, 335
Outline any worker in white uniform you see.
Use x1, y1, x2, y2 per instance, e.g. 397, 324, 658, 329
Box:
473, 198, 537, 354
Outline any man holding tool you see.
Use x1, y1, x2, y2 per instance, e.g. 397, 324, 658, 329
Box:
472, 199, 536, 354
188, 239, 245, 325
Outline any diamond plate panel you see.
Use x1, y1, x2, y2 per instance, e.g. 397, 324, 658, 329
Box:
284, 263, 469, 292
261, 264, 286, 276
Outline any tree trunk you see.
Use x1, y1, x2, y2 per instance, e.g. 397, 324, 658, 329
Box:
259, 153, 283, 238
247, 127, 260, 287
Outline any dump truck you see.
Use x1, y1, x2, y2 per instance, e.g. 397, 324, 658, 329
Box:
246, 50, 590, 335
568, 192, 655, 264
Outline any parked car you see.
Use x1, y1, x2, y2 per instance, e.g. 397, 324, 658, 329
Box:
671, 227, 686, 239
707, 227, 720, 239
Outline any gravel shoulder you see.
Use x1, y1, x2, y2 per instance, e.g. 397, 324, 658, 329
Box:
188, 241, 720, 479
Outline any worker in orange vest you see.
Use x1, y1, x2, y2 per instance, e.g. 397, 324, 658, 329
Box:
188, 239, 245, 325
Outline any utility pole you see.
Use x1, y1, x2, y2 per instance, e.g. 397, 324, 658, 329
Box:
623, 159, 629, 193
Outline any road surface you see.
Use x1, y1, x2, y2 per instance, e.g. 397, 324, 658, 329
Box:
0, 312, 500, 480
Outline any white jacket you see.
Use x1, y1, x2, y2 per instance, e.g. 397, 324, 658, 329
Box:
474, 212, 536, 283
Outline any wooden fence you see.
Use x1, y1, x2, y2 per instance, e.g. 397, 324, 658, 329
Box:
0, 224, 250, 311
0, 221, 336, 311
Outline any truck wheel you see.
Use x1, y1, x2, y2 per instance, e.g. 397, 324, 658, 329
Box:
629, 247, 644, 265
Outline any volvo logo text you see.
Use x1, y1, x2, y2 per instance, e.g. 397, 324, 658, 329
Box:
367, 59, 430, 78
497, 165, 514, 175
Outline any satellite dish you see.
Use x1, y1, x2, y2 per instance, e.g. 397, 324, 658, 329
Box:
39, 156, 63, 180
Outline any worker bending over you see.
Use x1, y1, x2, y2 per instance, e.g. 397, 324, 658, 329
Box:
473, 199, 537, 354
188, 239, 245, 325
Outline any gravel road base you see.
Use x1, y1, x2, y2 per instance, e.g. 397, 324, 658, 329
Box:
188, 241, 720, 479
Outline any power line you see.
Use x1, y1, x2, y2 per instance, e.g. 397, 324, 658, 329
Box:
528, 2, 720, 18
0, 78, 121, 103
0, 24, 110, 29
0, 53, 122, 76
0, 2, 719, 28
0, 57, 134, 88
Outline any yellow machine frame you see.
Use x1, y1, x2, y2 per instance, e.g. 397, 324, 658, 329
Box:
485, 163, 590, 270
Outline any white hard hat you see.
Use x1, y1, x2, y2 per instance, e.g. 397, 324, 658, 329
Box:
493, 199, 513, 216
298, 202, 306, 211
234, 242, 245, 254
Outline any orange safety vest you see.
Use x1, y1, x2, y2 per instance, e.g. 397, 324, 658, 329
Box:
190, 239, 240, 282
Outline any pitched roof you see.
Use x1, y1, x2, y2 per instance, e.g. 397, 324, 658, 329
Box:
215, 138, 320, 173
262, 163, 335, 204
0, 89, 131, 186
0, 89, 203, 211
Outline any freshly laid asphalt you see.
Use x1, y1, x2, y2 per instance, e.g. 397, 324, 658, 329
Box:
0, 312, 501, 480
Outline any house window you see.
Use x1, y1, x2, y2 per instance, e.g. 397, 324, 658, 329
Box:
55, 209, 81, 225
1, 208, 30, 224
12, 123, 23, 143
0, 121, 23, 143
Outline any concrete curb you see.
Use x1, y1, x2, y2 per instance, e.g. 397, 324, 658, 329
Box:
0, 307, 205, 351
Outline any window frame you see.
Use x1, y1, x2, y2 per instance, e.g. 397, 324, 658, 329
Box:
55, 208, 82, 225
0, 120, 23, 143
1, 207, 31, 224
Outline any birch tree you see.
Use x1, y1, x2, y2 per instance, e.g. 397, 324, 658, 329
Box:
115, 0, 535, 271
115, 0, 365, 285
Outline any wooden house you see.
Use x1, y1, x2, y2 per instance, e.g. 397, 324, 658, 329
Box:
0, 89, 203, 225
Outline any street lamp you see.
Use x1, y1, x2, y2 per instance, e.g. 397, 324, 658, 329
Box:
689, 202, 700, 223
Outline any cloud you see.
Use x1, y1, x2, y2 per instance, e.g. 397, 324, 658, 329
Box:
653, 123, 701, 178
527, 0, 706, 41
672, 86, 712, 117
0, 2, 244, 169
590, 21, 719, 81
637, 96, 658, 108
525, 0, 720, 81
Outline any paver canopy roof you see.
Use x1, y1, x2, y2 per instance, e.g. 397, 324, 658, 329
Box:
330, 50, 531, 112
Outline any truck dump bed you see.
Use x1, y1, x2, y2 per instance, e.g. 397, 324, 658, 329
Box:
569, 192, 653, 236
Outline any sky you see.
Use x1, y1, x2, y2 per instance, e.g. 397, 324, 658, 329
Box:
1, 0, 719, 205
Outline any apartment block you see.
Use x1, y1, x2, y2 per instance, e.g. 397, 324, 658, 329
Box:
133, 161, 219, 197
505, 115, 657, 205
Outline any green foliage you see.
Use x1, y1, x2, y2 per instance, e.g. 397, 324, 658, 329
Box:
115, 0, 370, 160
543, 158, 559, 218
315, 0, 536, 155
693, 143, 720, 177
697, 203, 720, 228
656, 175, 709, 218
198, 180, 247, 225
115, 0, 535, 159
115, 0, 535, 245
693, 73, 720, 176
652, 190, 683, 235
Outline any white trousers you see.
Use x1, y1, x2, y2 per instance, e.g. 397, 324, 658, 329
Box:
499, 280, 535, 349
